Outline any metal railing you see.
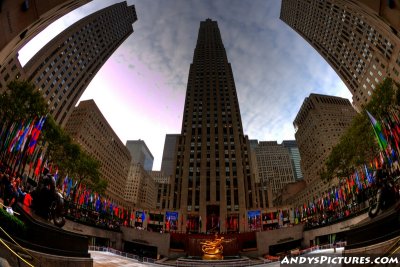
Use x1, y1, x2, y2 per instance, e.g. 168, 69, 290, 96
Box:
288, 241, 347, 257
175, 258, 252, 267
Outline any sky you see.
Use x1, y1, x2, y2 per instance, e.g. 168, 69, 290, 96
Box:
18, 0, 352, 170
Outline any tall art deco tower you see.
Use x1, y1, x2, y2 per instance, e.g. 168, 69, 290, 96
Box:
171, 19, 256, 233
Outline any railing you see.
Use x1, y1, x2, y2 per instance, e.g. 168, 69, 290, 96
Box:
289, 241, 347, 256
0, 226, 37, 267
89, 246, 156, 264
175, 258, 252, 267
261, 241, 347, 264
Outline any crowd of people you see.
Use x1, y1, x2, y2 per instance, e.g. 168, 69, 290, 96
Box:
0, 163, 27, 211
0, 160, 124, 231
63, 200, 122, 231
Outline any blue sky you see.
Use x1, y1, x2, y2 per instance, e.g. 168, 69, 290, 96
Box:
19, 0, 352, 170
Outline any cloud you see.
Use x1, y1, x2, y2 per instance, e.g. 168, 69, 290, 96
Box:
20, 0, 354, 169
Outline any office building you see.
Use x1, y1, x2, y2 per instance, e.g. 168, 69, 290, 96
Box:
64, 99, 131, 206
161, 134, 179, 177
125, 163, 157, 210
18, 2, 137, 127
280, 0, 400, 109
293, 94, 356, 203
0, 0, 90, 63
282, 140, 303, 181
250, 141, 296, 208
170, 19, 256, 233
126, 140, 154, 171
358, 0, 400, 33
149, 171, 171, 211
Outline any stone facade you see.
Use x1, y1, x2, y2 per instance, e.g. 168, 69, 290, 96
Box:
64, 99, 131, 206
170, 19, 256, 233
280, 0, 400, 110
292, 94, 356, 203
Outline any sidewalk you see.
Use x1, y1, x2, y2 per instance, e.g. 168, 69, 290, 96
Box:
91, 251, 157, 267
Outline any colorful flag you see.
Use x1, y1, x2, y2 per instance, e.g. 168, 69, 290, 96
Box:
62, 175, 68, 194
66, 177, 73, 197
34, 153, 43, 177
15, 118, 33, 152
53, 168, 59, 182
366, 111, 388, 150
8, 121, 24, 153
27, 116, 46, 155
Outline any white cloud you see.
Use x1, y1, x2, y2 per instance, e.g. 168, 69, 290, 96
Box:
19, 0, 354, 169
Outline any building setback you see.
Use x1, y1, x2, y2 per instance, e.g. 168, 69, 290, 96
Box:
126, 140, 154, 171
64, 99, 131, 206
0, 0, 90, 63
292, 94, 356, 204
280, 0, 400, 109
18, 2, 137, 127
170, 19, 256, 233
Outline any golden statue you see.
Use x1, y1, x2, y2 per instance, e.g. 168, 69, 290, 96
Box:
200, 234, 224, 260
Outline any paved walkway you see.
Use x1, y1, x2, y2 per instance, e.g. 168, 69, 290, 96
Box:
91, 251, 158, 267
91, 251, 279, 267
89, 251, 148, 267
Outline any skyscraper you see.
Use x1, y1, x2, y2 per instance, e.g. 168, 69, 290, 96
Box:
64, 100, 131, 206
0, 0, 90, 63
293, 94, 356, 203
21, 2, 137, 127
161, 134, 179, 177
280, 0, 400, 109
125, 162, 157, 210
250, 140, 295, 208
357, 0, 400, 33
170, 19, 255, 233
126, 140, 154, 171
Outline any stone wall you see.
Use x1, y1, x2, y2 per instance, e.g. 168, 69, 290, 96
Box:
120, 227, 170, 257
0, 239, 92, 267
302, 212, 369, 247
256, 224, 304, 255
63, 219, 122, 249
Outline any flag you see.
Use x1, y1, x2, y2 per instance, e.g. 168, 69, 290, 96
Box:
95, 196, 101, 212
15, 118, 33, 152
8, 121, 24, 153
62, 175, 68, 194
66, 177, 73, 197
53, 168, 59, 182
366, 111, 388, 150
20, 119, 35, 152
27, 116, 46, 155
364, 164, 374, 185
34, 153, 43, 177
141, 211, 146, 222
2, 122, 16, 151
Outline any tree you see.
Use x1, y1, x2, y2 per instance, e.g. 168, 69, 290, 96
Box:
321, 78, 399, 181
0, 80, 48, 123
0, 80, 107, 194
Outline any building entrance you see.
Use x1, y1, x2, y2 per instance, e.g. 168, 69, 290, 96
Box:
206, 205, 220, 233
